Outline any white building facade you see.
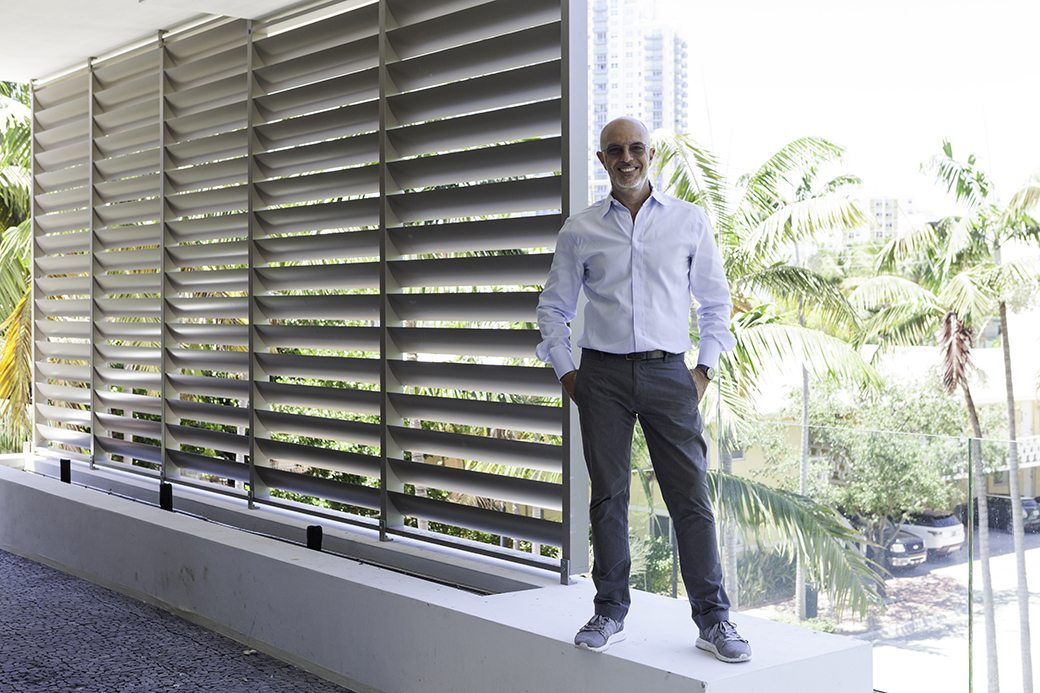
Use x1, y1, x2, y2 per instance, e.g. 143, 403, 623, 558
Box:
588, 0, 688, 202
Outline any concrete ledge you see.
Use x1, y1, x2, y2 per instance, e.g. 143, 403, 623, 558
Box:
0, 466, 872, 693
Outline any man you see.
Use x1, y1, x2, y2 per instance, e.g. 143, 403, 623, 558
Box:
535, 117, 750, 663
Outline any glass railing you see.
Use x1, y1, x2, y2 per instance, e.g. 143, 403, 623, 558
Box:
629, 416, 1038, 693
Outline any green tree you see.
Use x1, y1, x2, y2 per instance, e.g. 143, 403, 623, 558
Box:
0, 81, 32, 448
648, 132, 883, 616
754, 378, 976, 561
861, 141, 1039, 693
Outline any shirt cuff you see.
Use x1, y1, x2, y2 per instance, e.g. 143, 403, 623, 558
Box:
549, 345, 577, 380
695, 340, 723, 369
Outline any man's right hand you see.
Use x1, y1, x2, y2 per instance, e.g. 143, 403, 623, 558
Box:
560, 370, 578, 403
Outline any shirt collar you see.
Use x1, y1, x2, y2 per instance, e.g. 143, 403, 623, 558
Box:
599, 183, 670, 217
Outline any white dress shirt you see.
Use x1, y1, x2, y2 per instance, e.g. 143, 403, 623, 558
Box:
535, 187, 736, 379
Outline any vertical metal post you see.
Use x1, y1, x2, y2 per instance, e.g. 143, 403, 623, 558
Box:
967, 436, 974, 692
87, 59, 99, 470
245, 20, 267, 508
560, 0, 590, 582
377, 0, 405, 540
29, 81, 41, 458
158, 33, 170, 484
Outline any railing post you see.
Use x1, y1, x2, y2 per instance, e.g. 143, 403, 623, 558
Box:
560, 0, 590, 582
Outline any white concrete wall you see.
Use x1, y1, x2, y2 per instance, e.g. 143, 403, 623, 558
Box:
0, 466, 872, 693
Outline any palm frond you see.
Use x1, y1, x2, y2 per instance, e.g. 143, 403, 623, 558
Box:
857, 303, 939, 351
936, 266, 998, 324
736, 137, 845, 225
874, 221, 939, 273
744, 192, 867, 260
739, 264, 857, 329
1005, 179, 1040, 218
819, 174, 863, 194
993, 255, 1040, 295
709, 471, 882, 617
0, 219, 30, 318
924, 140, 990, 209
848, 274, 938, 311
938, 311, 974, 394
732, 319, 880, 392
0, 287, 32, 438
702, 367, 759, 442
650, 130, 728, 220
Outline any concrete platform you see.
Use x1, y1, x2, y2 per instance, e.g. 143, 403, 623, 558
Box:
0, 464, 872, 693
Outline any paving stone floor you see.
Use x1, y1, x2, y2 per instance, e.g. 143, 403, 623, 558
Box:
0, 549, 352, 692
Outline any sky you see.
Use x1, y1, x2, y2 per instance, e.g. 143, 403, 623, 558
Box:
660, 0, 1040, 214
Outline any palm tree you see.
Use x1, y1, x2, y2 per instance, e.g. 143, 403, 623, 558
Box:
856, 141, 1040, 692
927, 143, 1038, 693
850, 270, 1002, 691
0, 82, 32, 448
651, 132, 882, 615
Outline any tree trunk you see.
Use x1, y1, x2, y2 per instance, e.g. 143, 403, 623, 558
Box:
795, 365, 809, 620
964, 382, 999, 693
999, 300, 1032, 693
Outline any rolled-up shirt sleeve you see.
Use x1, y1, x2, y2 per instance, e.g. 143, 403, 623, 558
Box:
689, 209, 736, 368
536, 223, 583, 379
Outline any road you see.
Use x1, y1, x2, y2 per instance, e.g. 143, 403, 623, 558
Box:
872, 528, 1040, 693
745, 528, 1040, 693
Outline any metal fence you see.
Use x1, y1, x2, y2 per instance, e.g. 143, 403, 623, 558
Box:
31, 0, 588, 579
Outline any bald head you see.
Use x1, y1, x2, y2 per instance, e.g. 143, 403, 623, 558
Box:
599, 117, 650, 152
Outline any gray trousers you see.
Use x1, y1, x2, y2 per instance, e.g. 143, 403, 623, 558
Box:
574, 349, 730, 631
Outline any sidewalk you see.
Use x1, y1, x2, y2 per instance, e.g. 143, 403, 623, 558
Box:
0, 549, 351, 692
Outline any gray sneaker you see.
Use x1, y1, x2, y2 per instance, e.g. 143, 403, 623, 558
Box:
696, 620, 752, 662
574, 614, 626, 652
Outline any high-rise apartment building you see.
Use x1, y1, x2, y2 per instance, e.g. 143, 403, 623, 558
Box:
588, 0, 689, 202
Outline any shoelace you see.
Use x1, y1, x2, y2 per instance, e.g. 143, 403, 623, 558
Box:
580, 615, 615, 634
715, 621, 747, 643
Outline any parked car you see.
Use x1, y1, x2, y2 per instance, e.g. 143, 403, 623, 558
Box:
881, 529, 927, 570
956, 496, 1040, 533
900, 512, 965, 559
841, 512, 927, 571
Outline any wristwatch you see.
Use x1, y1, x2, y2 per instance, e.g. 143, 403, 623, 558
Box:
694, 364, 716, 381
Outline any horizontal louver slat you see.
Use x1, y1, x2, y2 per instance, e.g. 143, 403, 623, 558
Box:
255, 466, 381, 510
387, 61, 560, 126
388, 458, 561, 511
95, 436, 162, 464
167, 374, 249, 398
389, 326, 540, 357
256, 410, 380, 447
256, 437, 380, 478
256, 381, 380, 413
388, 491, 560, 546
255, 230, 379, 264
169, 399, 248, 427
389, 392, 560, 434
388, 22, 559, 92
399, 356, 566, 400
390, 425, 561, 473
387, 176, 561, 224
255, 353, 380, 383
389, 291, 538, 322
168, 449, 249, 481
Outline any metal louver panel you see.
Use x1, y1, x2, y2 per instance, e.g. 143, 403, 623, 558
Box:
32, 0, 584, 578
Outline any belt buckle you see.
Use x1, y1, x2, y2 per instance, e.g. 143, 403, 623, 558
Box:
624, 351, 640, 360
